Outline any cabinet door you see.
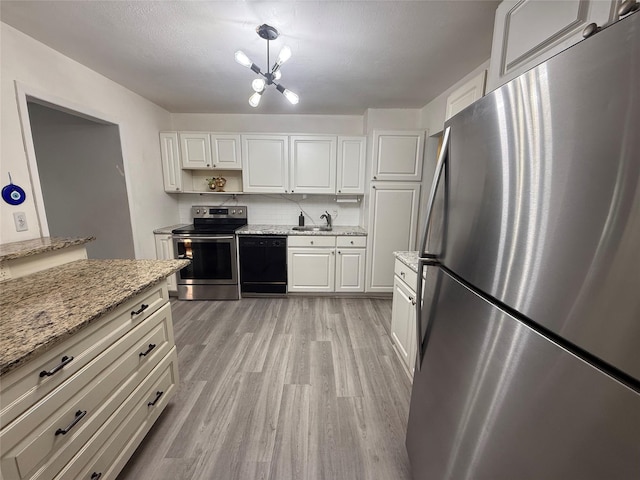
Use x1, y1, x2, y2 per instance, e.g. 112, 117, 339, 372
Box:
337, 136, 366, 194
289, 135, 337, 194
372, 130, 425, 181
211, 134, 242, 170
391, 275, 417, 374
445, 70, 486, 121
241, 135, 289, 193
159, 132, 182, 193
366, 182, 421, 292
180, 132, 212, 169
487, 0, 617, 91
287, 247, 335, 292
335, 247, 366, 292
154, 234, 177, 292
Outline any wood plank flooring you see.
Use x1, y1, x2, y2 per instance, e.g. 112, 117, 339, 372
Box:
117, 297, 413, 480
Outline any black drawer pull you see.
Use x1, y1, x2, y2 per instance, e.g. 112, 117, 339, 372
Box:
55, 410, 87, 436
147, 391, 164, 407
139, 343, 157, 357
91, 473, 102, 479
131, 304, 149, 316
40, 355, 74, 378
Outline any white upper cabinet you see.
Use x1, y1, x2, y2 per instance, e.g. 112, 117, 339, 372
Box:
372, 130, 425, 182
337, 136, 366, 194
159, 132, 182, 192
211, 134, 242, 170
289, 135, 337, 194
487, 0, 618, 91
241, 134, 289, 193
445, 70, 487, 121
180, 132, 212, 169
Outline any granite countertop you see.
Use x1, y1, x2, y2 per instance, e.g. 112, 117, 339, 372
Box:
153, 224, 189, 234
0, 258, 189, 376
236, 225, 367, 236
0, 236, 95, 262
394, 251, 419, 272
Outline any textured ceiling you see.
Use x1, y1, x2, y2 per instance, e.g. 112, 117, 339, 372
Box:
0, 1, 500, 115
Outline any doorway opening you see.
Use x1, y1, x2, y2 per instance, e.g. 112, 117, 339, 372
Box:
26, 100, 135, 259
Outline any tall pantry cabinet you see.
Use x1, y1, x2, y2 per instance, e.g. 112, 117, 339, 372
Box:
366, 130, 424, 292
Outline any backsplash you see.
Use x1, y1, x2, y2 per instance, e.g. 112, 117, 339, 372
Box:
177, 194, 362, 226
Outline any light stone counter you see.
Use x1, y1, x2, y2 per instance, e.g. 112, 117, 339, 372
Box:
153, 224, 189, 234
0, 236, 95, 262
236, 225, 367, 236
0, 258, 189, 375
394, 251, 419, 272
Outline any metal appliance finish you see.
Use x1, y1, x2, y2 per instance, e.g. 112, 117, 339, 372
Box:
407, 13, 640, 479
172, 206, 247, 300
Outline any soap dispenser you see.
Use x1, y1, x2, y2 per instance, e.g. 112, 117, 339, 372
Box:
298, 212, 305, 226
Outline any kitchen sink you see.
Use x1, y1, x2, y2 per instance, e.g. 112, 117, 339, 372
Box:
292, 225, 333, 231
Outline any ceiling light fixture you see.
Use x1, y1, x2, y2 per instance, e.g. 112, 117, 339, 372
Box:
234, 24, 299, 107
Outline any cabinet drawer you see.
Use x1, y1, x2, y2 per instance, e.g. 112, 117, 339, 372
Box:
0, 303, 173, 480
288, 235, 336, 247
336, 236, 366, 248
0, 285, 168, 427
52, 348, 179, 480
394, 260, 417, 290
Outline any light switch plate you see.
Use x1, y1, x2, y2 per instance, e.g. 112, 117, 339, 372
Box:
13, 212, 28, 231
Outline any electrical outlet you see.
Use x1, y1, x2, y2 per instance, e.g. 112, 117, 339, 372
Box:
13, 212, 28, 232
332, 209, 338, 217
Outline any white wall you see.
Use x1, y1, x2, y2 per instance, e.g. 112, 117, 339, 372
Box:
172, 113, 363, 135
177, 194, 361, 227
419, 60, 490, 135
28, 103, 136, 259
0, 22, 177, 259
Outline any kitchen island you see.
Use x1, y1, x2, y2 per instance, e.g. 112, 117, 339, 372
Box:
0, 237, 188, 480
0, 258, 187, 375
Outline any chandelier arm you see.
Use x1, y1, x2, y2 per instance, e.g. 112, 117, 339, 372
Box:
266, 38, 270, 74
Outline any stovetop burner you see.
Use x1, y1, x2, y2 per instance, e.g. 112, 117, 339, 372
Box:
172, 205, 248, 235
172, 224, 243, 235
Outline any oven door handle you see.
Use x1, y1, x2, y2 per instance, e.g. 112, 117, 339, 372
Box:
173, 235, 235, 241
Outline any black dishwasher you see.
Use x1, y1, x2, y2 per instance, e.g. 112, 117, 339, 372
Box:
238, 236, 287, 295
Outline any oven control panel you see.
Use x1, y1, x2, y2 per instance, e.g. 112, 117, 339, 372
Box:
192, 206, 247, 219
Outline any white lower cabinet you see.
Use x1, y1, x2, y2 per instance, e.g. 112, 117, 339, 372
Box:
391, 259, 418, 378
154, 233, 177, 293
0, 284, 177, 480
335, 236, 366, 292
288, 236, 366, 293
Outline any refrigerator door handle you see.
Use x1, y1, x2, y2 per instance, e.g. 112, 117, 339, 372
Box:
419, 126, 451, 257
415, 257, 439, 372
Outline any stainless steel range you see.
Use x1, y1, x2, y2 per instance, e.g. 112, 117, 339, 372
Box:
172, 206, 247, 300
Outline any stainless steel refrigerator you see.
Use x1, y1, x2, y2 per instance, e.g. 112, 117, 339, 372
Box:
406, 12, 640, 480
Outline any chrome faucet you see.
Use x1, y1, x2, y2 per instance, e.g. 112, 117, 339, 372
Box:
320, 211, 332, 228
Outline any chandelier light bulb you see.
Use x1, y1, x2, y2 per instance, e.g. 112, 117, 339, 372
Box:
283, 89, 299, 105
252, 78, 266, 92
273, 70, 282, 80
248, 91, 263, 107
276, 46, 292, 65
234, 50, 252, 68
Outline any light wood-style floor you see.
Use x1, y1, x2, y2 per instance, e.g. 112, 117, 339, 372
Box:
117, 297, 413, 480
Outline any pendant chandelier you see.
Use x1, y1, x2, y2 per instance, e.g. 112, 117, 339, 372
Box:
234, 24, 299, 108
